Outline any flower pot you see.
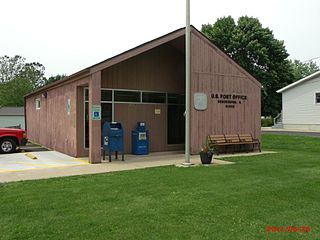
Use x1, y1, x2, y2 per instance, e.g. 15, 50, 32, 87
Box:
199, 152, 213, 164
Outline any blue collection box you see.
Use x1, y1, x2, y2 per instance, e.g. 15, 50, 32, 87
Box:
102, 122, 124, 161
132, 122, 149, 155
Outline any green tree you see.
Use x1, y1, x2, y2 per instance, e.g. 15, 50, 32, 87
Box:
44, 74, 66, 86
0, 55, 46, 107
290, 59, 319, 81
202, 16, 294, 117
202, 16, 236, 54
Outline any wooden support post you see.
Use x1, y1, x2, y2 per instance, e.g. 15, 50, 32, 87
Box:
89, 71, 102, 164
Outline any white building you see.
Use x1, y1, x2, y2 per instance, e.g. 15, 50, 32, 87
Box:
277, 71, 320, 131
0, 107, 25, 129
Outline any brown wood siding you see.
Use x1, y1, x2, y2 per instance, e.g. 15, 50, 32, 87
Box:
102, 43, 186, 153
26, 76, 89, 157
101, 43, 185, 92
115, 104, 166, 153
190, 32, 261, 154
91, 29, 185, 73
114, 103, 184, 153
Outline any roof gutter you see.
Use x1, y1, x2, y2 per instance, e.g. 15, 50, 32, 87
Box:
277, 70, 320, 93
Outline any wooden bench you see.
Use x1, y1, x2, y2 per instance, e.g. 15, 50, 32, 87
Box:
224, 134, 240, 143
206, 135, 226, 155
207, 134, 261, 154
238, 134, 261, 152
224, 134, 242, 153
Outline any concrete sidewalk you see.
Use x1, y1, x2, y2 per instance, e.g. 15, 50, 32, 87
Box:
0, 151, 275, 183
262, 127, 320, 137
0, 151, 88, 172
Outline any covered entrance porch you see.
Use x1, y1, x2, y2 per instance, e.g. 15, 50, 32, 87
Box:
83, 35, 186, 163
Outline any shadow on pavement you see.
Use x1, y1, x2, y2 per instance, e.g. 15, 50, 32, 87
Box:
19, 142, 49, 152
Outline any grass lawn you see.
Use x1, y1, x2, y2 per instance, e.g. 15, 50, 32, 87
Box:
1, 134, 320, 240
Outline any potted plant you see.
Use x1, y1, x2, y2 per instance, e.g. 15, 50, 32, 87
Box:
199, 144, 216, 164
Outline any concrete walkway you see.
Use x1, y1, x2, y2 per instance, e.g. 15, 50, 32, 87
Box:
0, 151, 275, 183
262, 127, 320, 137
0, 151, 88, 173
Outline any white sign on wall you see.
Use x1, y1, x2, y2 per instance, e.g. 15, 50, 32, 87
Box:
194, 93, 208, 110
92, 105, 101, 120
155, 109, 161, 115
67, 98, 71, 115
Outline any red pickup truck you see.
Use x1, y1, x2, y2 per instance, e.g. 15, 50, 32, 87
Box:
0, 128, 28, 153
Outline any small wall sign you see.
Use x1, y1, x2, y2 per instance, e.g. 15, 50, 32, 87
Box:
67, 98, 71, 115
194, 93, 208, 110
155, 109, 161, 115
92, 105, 101, 120
211, 93, 248, 108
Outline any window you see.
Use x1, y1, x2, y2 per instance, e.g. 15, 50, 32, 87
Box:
316, 93, 320, 104
83, 87, 187, 148
114, 90, 140, 102
168, 93, 185, 105
84, 102, 89, 148
35, 99, 41, 109
85, 89, 89, 101
142, 92, 166, 103
101, 90, 112, 102
84, 89, 112, 102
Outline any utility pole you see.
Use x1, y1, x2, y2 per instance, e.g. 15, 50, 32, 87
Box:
184, 0, 192, 166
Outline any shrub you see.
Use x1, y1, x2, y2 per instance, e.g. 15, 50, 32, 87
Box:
261, 117, 273, 127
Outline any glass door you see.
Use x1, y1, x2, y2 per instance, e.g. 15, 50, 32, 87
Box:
167, 93, 185, 145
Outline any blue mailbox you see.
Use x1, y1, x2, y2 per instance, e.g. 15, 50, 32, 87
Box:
102, 122, 124, 162
132, 122, 149, 155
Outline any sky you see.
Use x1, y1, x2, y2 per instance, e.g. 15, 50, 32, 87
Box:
1, 0, 320, 77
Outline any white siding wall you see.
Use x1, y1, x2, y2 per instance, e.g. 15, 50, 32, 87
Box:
282, 76, 320, 126
0, 116, 25, 129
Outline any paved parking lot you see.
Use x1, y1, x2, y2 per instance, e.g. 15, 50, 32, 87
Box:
0, 151, 88, 173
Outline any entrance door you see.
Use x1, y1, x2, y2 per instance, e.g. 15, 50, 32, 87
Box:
167, 105, 185, 144
167, 93, 185, 145
84, 103, 112, 148
101, 103, 112, 129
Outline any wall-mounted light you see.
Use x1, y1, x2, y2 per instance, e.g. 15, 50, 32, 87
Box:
42, 92, 47, 99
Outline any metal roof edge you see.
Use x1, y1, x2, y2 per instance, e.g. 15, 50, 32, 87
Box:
25, 27, 187, 98
25, 25, 263, 99
277, 70, 320, 93
24, 68, 90, 98
90, 27, 186, 73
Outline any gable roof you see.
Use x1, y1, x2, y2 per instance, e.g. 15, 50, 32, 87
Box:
277, 70, 320, 93
89, 27, 186, 73
0, 107, 24, 116
26, 26, 261, 98
25, 27, 186, 98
